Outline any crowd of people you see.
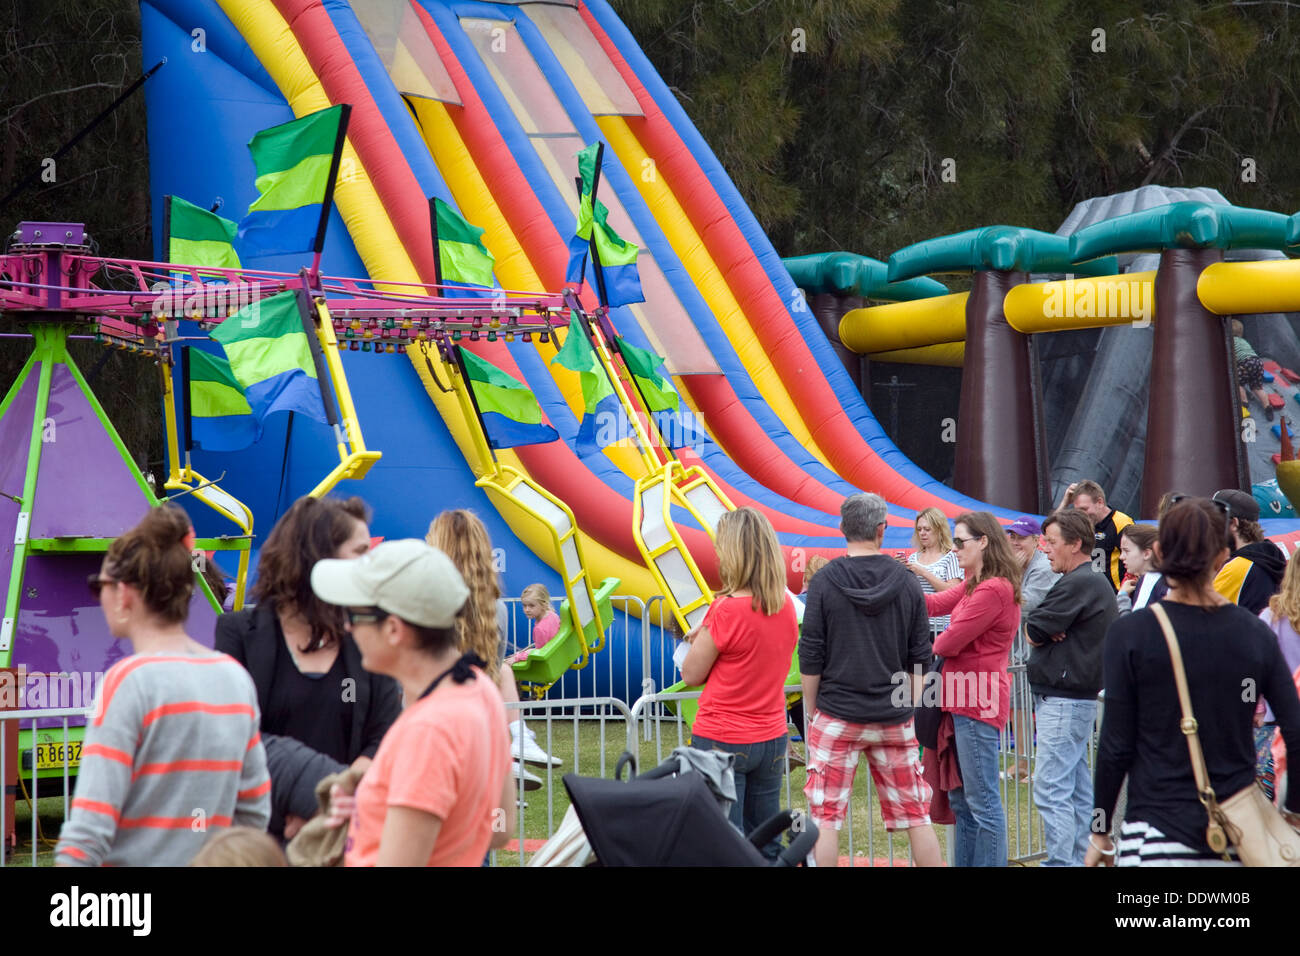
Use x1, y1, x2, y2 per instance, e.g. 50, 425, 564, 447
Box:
45, 473, 1300, 867
793, 482, 1300, 866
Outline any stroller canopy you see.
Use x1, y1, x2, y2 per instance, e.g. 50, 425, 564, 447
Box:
563, 771, 769, 867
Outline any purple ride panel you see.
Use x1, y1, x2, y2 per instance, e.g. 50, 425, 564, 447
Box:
30, 364, 152, 539
0, 372, 38, 626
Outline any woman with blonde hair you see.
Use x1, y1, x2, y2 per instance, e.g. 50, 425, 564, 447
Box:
1257, 554, 1300, 796
427, 510, 558, 773
905, 506, 963, 636
505, 583, 561, 664
680, 507, 798, 857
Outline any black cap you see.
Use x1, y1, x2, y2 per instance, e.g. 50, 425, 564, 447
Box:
1212, 489, 1259, 523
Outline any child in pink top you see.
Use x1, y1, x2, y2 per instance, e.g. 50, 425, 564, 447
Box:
505, 584, 560, 663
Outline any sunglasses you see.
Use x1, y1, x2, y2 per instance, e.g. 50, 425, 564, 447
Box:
87, 574, 118, 597
952, 534, 985, 549
345, 606, 388, 627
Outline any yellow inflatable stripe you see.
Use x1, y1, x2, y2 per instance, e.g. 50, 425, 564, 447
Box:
1198, 260, 1300, 315
216, 0, 662, 603
595, 115, 836, 472
840, 294, 969, 353
411, 98, 647, 481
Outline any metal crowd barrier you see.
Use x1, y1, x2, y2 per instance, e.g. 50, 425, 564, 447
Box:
1, 708, 91, 867
496, 696, 633, 867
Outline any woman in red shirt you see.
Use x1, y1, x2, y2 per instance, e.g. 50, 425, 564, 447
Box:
921, 511, 1021, 867
681, 508, 798, 858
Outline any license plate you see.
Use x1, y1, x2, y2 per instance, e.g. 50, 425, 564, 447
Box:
34, 741, 81, 770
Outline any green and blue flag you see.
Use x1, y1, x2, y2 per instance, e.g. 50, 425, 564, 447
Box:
459, 347, 558, 449
565, 143, 644, 308
210, 290, 330, 426
237, 105, 347, 259
550, 311, 621, 458
433, 198, 496, 293
187, 348, 260, 451
167, 196, 241, 269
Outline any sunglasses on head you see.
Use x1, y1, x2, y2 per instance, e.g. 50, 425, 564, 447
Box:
1169, 494, 1232, 527
1170, 493, 1231, 516
345, 606, 388, 627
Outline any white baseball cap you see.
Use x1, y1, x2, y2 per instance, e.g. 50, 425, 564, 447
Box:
310, 539, 469, 629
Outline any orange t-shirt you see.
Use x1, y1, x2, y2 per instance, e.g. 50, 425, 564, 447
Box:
345, 667, 508, 867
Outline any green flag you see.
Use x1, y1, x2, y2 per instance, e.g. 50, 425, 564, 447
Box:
615, 337, 679, 413
167, 196, 241, 269
211, 290, 329, 426
565, 142, 643, 307
237, 104, 347, 258
459, 348, 558, 448
433, 198, 495, 288
188, 348, 259, 451
550, 311, 620, 457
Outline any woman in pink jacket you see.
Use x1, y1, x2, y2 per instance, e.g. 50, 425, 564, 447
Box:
916, 511, 1021, 867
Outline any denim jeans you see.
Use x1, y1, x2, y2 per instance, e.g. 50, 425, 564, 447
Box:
949, 715, 1007, 867
689, 734, 787, 860
1032, 695, 1097, 867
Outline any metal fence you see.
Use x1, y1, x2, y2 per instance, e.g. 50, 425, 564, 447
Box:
497, 594, 685, 707
1, 708, 88, 867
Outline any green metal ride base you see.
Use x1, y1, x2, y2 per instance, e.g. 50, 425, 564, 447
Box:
0, 325, 246, 787
0, 325, 237, 673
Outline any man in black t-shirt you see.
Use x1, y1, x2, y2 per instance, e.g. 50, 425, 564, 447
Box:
1059, 479, 1132, 593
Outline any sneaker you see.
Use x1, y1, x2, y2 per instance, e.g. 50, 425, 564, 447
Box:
511, 731, 562, 768
512, 761, 543, 791
1266, 406, 1276, 422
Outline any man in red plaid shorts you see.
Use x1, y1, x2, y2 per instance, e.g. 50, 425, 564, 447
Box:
800, 493, 942, 867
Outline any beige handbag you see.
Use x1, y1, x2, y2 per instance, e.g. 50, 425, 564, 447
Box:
1151, 603, 1300, 865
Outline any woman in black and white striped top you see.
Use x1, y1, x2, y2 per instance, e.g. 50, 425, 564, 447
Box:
904, 507, 964, 635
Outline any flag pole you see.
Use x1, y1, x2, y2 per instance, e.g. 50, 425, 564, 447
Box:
583, 144, 611, 309
429, 197, 444, 293
164, 195, 195, 473
180, 345, 195, 459
294, 272, 342, 439
310, 104, 352, 279
162, 193, 172, 267
449, 342, 499, 471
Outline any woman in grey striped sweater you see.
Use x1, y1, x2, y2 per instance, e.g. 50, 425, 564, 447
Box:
55, 505, 270, 867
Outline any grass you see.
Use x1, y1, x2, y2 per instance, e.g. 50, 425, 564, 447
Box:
5, 794, 65, 867
493, 709, 1047, 867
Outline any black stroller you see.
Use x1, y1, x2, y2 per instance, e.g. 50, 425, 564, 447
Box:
560, 751, 818, 866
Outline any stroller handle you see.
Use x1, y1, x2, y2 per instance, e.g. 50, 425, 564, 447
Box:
748, 809, 819, 867
614, 750, 686, 783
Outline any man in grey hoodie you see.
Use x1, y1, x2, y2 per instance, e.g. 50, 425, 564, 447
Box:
800, 492, 942, 867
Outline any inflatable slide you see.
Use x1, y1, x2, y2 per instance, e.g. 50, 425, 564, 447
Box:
141, 0, 1032, 695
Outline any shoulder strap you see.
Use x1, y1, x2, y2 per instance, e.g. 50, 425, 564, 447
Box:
1150, 603, 1218, 805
